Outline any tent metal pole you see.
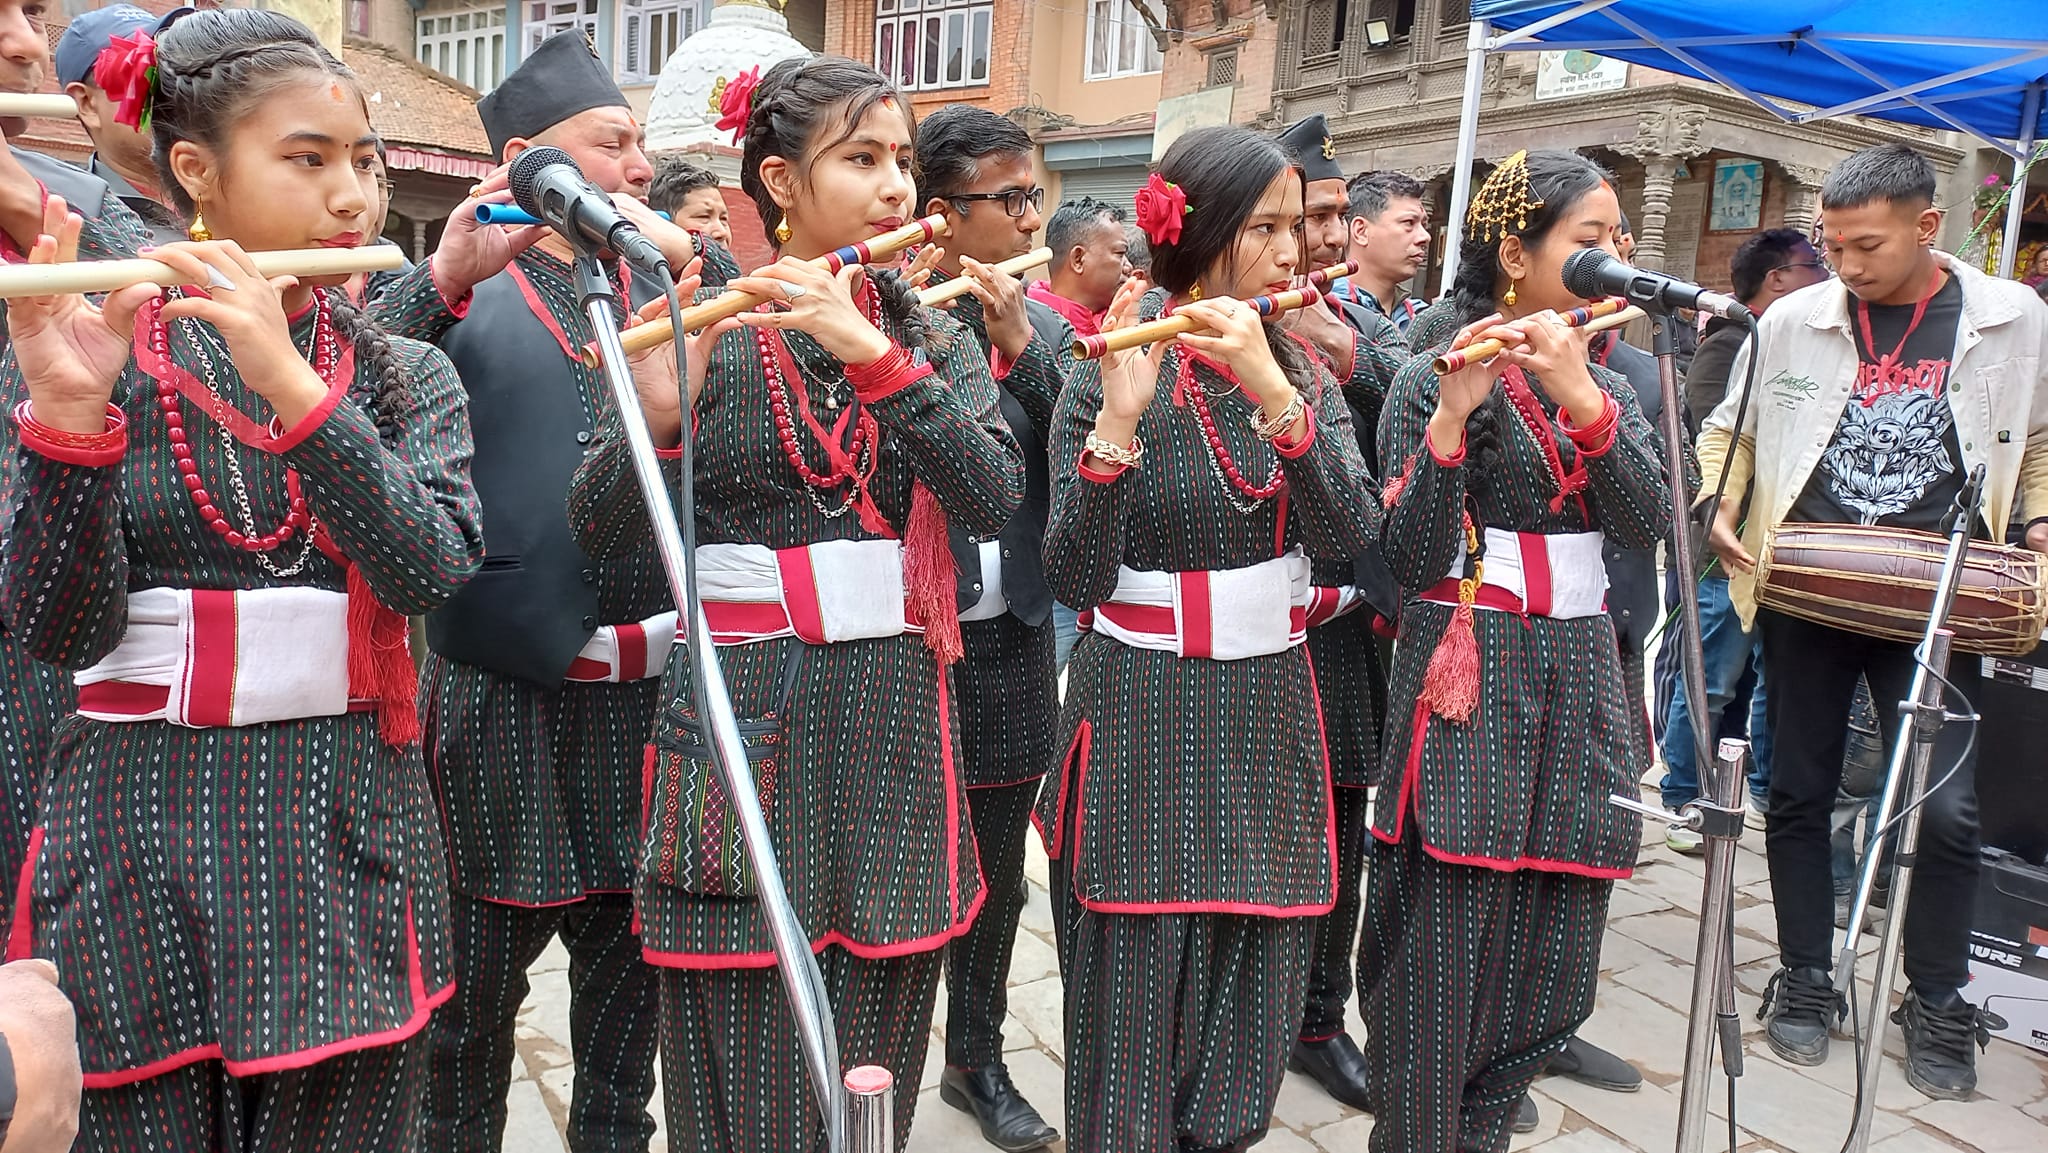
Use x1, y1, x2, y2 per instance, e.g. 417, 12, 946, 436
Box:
1440, 18, 1488, 301
1999, 84, 2041, 278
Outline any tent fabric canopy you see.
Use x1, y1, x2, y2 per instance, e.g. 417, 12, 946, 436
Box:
1470, 1, 2048, 151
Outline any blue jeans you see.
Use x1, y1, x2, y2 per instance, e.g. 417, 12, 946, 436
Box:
1053, 602, 1079, 673
1659, 577, 1771, 810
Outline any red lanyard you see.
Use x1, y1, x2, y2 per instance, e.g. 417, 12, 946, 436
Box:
506, 256, 630, 361
1854, 265, 1945, 367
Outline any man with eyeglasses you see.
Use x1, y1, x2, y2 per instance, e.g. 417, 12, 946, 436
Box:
913, 103, 1073, 1153
1658, 228, 1831, 855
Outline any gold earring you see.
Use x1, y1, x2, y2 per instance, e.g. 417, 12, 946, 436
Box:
1503, 278, 1518, 308
187, 213, 211, 242
1188, 284, 1203, 301
774, 218, 792, 244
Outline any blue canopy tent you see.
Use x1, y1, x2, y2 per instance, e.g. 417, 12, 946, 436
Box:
1446, 2, 2048, 282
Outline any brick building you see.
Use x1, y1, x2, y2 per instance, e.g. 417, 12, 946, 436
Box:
1149, 1, 2023, 299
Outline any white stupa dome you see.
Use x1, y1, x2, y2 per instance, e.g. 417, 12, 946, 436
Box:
644, 0, 812, 152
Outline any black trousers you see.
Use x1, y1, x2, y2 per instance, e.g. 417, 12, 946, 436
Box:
1301, 784, 1370, 1040
947, 777, 1041, 1068
1757, 609, 1982, 992
422, 892, 660, 1153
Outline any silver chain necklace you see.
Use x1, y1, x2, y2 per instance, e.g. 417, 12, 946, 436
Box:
179, 313, 322, 578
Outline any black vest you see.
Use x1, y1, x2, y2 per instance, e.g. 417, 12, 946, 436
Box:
424, 258, 665, 685
946, 299, 1069, 627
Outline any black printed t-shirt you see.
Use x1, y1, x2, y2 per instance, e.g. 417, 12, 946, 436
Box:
1791, 273, 1965, 531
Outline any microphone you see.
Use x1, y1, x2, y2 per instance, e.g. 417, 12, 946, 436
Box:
507, 145, 668, 272
1561, 249, 1749, 321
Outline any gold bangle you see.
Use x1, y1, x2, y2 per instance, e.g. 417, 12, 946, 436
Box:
1084, 431, 1144, 470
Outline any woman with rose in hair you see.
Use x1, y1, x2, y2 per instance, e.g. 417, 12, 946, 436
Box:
1035, 124, 1380, 1153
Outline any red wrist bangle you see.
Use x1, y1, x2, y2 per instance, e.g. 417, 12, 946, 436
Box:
1560, 394, 1619, 458
845, 343, 931, 402
14, 400, 128, 467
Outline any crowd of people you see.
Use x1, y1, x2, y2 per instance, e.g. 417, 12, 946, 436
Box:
0, 4, 2043, 1153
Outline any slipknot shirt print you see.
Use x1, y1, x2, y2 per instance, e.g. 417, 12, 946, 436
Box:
1791, 274, 1966, 532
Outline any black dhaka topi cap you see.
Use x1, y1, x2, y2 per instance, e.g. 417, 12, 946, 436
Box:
1278, 113, 1345, 184
477, 31, 630, 161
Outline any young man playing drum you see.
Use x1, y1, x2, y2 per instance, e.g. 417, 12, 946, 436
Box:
1698, 143, 2048, 1099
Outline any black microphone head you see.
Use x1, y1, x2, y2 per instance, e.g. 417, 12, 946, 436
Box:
508, 145, 581, 218
1561, 247, 1617, 300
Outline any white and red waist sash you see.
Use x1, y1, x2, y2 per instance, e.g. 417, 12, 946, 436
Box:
1305, 584, 1363, 628
75, 586, 370, 727
565, 611, 678, 683
1080, 550, 1312, 661
1419, 528, 1608, 618
693, 539, 922, 646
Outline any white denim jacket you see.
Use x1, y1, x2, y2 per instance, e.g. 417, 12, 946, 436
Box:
1697, 250, 2048, 627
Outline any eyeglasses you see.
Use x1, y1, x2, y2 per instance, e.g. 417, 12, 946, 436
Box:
1772, 260, 1831, 276
949, 187, 1046, 218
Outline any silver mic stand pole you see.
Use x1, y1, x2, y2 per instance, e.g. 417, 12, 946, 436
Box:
1835, 465, 1986, 1153
574, 253, 857, 1152
1605, 307, 1750, 1153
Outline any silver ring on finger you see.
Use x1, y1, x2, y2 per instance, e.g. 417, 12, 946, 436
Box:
783, 283, 807, 301
205, 265, 237, 292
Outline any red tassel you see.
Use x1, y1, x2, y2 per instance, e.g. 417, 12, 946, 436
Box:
1418, 600, 1480, 722
345, 561, 420, 747
1381, 454, 1417, 508
902, 480, 962, 665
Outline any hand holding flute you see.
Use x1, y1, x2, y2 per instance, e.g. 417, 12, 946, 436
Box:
1428, 303, 1641, 453
586, 214, 948, 367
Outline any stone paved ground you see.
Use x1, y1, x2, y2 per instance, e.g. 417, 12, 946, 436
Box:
506, 777, 2048, 1152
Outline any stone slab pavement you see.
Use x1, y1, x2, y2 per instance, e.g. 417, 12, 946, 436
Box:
504, 778, 2048, 1152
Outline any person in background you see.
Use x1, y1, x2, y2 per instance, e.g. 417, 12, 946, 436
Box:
54, 4, 181, 239
1124, 222, 1150, 280
1700, 142, 2048, 1098
0, 959, 81, 1153
1334, 169, 1430, 333
1659, 228, 1827, 853
371, 32, 699, 1153
1028, 195, 1129, 339
646, 154, 740, 287
915, 103, 1069, 1153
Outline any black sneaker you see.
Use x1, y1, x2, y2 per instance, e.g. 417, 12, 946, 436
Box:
1758, 966, 1844, 1066
1892, 988, 1994, 1101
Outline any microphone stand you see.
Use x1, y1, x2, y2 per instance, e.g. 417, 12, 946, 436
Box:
571, 250, 856, 1152
1604, 303, 1752, 1153
1834, 465, 1986, 1153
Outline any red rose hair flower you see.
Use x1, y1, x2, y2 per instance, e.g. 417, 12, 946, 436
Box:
716, 66, 762, 145
1134, 171, 1189, 247
94, 30, 158, 132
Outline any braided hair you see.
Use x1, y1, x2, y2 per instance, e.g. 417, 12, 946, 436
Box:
739, 56, 928, 350
148, 8, 410, 438
1446, 149, 1613, 502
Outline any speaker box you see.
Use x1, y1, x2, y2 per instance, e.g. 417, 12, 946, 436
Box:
1976, 642, 2048, 864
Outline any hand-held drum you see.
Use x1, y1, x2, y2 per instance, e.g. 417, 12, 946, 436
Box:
1755, 523, 2047, 657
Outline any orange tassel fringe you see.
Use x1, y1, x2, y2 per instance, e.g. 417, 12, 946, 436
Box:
345, 561, 420, 746
1419, 513, 1483, 722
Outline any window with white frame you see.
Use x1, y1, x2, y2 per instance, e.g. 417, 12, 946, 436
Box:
619, 0, 706, 84
1085, 0, 1161, 80
523, 0, 600, 59
418, 2, 508, 93
873, 0, 992, 93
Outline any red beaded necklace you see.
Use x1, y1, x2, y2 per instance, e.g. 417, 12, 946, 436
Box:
1177, 351, 1285, 505
145, 290, 344, 559
755, 280, 889, 531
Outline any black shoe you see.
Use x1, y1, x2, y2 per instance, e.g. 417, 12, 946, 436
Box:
940, 1064, 1059, 1152
1288, 1035, 1374, 1111
1758, 966, 1844, 1066
1548, 1035, 1642, 1092
1892, 988, 1995, 1101
1512, 1093, 1539, 1134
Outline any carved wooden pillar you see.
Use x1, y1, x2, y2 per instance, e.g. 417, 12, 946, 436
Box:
1614, 105, 1710, 273
1633, 157, 1682, 272
412, 218, 429, 264
1779, 162, 1828, 240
